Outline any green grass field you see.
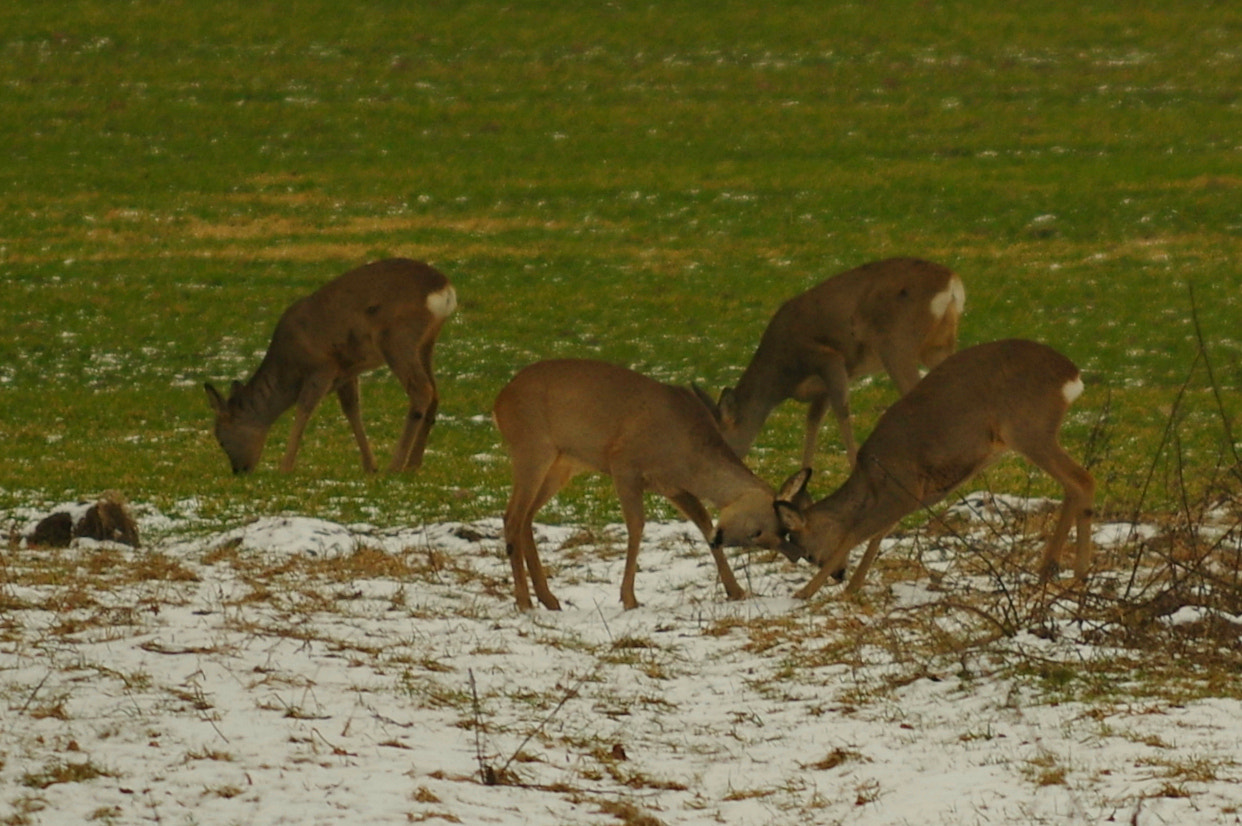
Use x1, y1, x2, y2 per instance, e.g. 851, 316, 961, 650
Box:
2, 1, 1240, 533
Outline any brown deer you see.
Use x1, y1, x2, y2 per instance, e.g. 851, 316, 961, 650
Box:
698, 258, 965, 468
776, 339, 1095, 599
493, 358, 810, 610
205, 258, 456, 474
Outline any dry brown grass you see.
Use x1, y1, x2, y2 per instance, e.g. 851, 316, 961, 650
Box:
4, 480, 1241, 821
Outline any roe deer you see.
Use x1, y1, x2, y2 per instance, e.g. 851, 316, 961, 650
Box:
698, 258, 965, 468
776, 339, 1095, 599
205, 258, 456, 474
493, 358, 810, 610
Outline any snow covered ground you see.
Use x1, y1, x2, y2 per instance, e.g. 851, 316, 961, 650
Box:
2, 500, 1241, 825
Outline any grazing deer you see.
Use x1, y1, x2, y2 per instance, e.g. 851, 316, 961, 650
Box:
493, 358, 810, 610
205, 258, 456, 474
776, 339, 1095, 599
698, 258, 965, 468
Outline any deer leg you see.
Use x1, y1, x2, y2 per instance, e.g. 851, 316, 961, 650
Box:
793, 557, 846, 600
521, 458, 577, 610
825, 386, 857, 469
281, 376, 333, 472
844, 534, 887, 593
612, 473, 649, 610
503, 510, 533, 611
517, 521, 557, 610
1038, 504, 1074, 582
1039, 465, 1095, 582
803, 347, 854, 467
383, 333, 439, 472
503, 451, 564, 610
1074, 505, 1094, 580
401, 337, 442, 471
918, 337, 955, 374
794, 515, 899, 600
403, 389, 438, 471
1064, 459, 1096, 581
667, 492, 745, 601
1017, 438, 1095, 581
336, 377, 378, 473
802, 395, 832, 469
389, 379, 436, 472
879, 344, 923, 396
501, 490, 535, 611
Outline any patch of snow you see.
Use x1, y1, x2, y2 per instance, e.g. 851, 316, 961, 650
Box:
1, 501, 1240, 824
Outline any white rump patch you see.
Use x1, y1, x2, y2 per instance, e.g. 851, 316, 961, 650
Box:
929, 274, 966, 319
427, 284, 458, 319
1062, 374, 1084, 404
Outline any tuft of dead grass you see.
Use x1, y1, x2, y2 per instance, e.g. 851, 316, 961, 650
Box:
595, 799, 667, 826
803, 747, 866, 772
20, 759, 116, 790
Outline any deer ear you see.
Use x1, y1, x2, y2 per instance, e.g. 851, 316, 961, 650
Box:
775, 499, 805, 533
204, 383, 227, 413
777, 467, 811, 503
690, 383, 721, 423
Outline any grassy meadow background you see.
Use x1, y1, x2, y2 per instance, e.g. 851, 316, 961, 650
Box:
2, 1, 1240, 534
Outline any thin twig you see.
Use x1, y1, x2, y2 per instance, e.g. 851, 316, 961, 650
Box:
19, 671, 52, 714
496, 670, 592, 782
593, 599, 614, 643
468, 668, 495, 785
1123, 346, 1202, 600
311, 727, 356, 757
1188, 281, 1242, 483
1081, 384, 1114, 473
868, 456, 1022, 627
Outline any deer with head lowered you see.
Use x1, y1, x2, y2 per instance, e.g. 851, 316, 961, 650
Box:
205, 258, 456, 474
776, 339, 1095, 599
493, 358, 810, 611
698, 258, 965, 469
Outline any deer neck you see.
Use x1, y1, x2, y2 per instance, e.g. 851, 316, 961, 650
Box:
234, 355, 302, 427
727, 352, 789, 453
812, 467, 898, 550
688, 452, 772, 510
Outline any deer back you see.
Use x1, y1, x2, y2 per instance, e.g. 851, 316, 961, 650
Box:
865, 338, 1080, 479
714, 258, 964, 462
267, 258, 455, 375
775, 258, 961, 374
494, 359, 760, 499
206, 259, 455, 473
784, 339, 1085, 569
